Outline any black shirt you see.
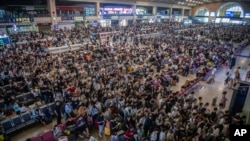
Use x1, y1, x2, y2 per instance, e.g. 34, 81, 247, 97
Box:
97, 115, 104, 125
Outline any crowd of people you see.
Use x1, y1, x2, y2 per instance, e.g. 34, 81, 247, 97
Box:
0, 22, 249, 141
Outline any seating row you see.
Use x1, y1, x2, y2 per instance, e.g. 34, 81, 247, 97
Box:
0, 92, 36, 110
0, 81, 24, 93
0, 103, 55, 135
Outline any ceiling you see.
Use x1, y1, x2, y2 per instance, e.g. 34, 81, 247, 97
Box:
0, 0, 250, 7
137, 0, 250, 7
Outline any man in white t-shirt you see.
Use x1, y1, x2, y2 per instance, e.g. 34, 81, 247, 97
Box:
211, 66, 217, 82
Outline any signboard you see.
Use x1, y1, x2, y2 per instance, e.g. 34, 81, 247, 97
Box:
54, 24, 59, 31
137, 15, 143, 19
0, 36, 11, 45
111, 16, 119, 20
0, 40, 4, 46
61, 16, 74, 21
74, 16, 84, 21
225, 11, 241, 17
16, 18, 30, 22
56, 6, 83, 11
103, 15, 112, 19
245, 13, 250, 18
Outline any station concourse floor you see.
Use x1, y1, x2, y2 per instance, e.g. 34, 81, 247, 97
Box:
11, 45, 250, 141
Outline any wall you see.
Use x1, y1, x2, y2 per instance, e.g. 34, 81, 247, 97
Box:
191, 2, 250, 16
191, 2, 224, 15
34, 17, 52, 23
61, 0, 191, 10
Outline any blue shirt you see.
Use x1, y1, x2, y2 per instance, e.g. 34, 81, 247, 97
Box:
65, 104, 73, 114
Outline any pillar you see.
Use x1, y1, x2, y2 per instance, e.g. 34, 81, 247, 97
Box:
169, 8, 172, 18
182, 9, 185, 16
47, 0, 57, 30
96, 2, 100, 17
133, 4, 137, 24
153, 6, 157, 16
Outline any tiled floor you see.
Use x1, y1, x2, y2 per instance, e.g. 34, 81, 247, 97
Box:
11, 44, 250, 141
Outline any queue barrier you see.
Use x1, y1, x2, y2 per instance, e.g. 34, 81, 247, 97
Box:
47, 43, 88, 54
178, 78, 202, 96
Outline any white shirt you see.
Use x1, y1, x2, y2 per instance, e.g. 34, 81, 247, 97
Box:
159, 131, 166, 141
211, 68, 217, 76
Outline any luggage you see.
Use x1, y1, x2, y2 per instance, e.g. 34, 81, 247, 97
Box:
206, 77, 213, 84
172, 80, 177, 86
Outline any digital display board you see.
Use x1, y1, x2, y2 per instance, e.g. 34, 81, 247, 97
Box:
245, 13, 250, 18
225, 11, 241, 17
225, 11, 234, 17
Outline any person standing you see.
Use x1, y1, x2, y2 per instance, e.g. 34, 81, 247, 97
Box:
234, 67, 241, 82
220, 91, 228, 109
54, 101, 62, 125
96, 112, 105, 137
211, 66, 217, 82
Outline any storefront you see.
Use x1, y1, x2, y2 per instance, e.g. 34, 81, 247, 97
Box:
37, 23, 51, 31
136, 6, 152, 15
119, 19, 128, 26
57, 22, 74, 30
59, 16, 75, 30
6, 23, 37, 34
99, 19, 111, 27
127, 20, 133, 25
110, 16, 119, 26
157, 7, 170, 16
74, 16, 85, 28
56, 6, 84, 17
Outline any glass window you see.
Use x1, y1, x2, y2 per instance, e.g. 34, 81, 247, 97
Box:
216, 3, 244, 18
68, 10, 74, 16
85, 7, 95, 16
210, 12, 215, 16
57, 10, 61, 16
61, 10, 68, 16
195, 8, 209, 16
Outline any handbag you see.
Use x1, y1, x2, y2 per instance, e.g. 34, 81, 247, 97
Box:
104, 121, 111, 136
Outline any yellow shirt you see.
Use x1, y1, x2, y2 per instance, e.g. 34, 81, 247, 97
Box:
0, 135, 4, 141
93, 45, 97, 51
128, 66, 133, 72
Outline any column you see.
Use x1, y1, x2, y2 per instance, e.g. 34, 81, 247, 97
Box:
182, 9, 185, 16
152, 6, 157, 16
169, 8, 172, 18
96, 2, 100, 17
47, 0, 57, 30
133, 4, 137, 24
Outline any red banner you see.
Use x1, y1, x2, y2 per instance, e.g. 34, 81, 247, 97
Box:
56, 6, 84, 11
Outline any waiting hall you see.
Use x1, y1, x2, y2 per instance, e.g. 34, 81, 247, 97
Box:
0, 0, 250, 141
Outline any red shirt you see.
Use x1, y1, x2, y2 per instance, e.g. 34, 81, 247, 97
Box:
68, 87, 76, 93
125, 130, 133, 139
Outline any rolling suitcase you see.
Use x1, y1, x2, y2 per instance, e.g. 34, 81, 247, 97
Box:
206, 77, 213, 84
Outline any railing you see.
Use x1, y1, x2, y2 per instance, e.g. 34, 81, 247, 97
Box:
135, 33, 165, 39
47, 43, 88, 54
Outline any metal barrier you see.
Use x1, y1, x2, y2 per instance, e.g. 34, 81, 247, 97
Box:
47, 43, 88, 54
